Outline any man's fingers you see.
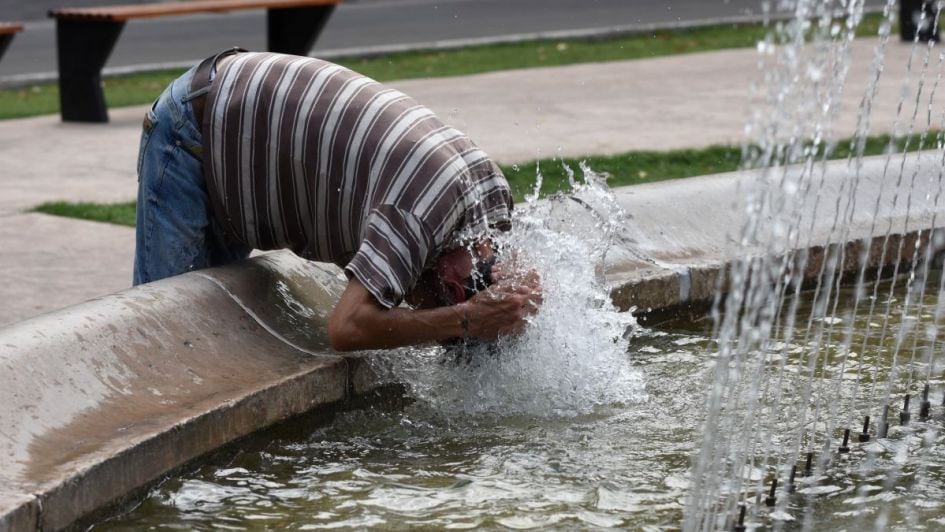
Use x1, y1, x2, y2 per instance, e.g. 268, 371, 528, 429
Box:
490, 265, 513, 283
465, 263, 544, 340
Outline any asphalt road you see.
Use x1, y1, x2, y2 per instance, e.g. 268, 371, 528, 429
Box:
0, 0, 888, 82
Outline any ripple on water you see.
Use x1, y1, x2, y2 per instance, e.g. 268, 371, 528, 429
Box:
96, 323, 712, 529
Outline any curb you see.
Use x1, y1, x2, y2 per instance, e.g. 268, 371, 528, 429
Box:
612, 230, 943, 326
0, 252, 383, 531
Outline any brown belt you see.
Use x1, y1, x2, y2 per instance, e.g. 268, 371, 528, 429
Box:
184, 47, 246, 244
186, 47, 246, 130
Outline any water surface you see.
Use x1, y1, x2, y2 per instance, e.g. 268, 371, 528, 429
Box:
96, 273, 945, 530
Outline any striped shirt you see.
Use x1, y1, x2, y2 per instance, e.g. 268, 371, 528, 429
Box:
202, 52, 513, 308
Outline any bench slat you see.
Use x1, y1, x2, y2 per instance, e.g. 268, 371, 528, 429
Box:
50, 0, 339, 22
0, 23, 24, 35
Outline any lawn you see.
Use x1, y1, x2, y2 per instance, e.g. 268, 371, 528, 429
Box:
32, 131, 931, 227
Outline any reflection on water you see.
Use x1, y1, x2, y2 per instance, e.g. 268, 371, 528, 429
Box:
96, 273, 945, 530
95, 324, 708, 530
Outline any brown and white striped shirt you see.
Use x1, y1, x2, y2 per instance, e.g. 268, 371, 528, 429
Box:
202, 52, 513, 308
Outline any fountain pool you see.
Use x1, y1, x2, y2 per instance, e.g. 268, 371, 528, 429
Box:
94, 272, 945, 530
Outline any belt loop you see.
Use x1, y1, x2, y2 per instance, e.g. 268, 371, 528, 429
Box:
210, 46, 247, 82
188, 47, 247, 130
180, 86, 209, 104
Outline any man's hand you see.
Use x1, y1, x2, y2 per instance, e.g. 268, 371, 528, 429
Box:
460, 267, 543, 340
327, 266, 542, 352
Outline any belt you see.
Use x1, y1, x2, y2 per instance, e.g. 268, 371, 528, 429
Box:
185, 47, 246, 130
182, 47, 246, 245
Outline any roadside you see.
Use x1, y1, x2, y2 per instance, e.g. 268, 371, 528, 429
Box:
7, 37, 931, 214
0, 13, 888, 120
0, 0, 888, 85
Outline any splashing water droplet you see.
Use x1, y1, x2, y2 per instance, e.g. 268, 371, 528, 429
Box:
372, 171, 644, 417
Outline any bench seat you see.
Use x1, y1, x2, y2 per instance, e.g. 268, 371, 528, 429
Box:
0, 23, 23, 63
0, 23, 23, 34
49, 0, 341, 122
50, 0, 338, 22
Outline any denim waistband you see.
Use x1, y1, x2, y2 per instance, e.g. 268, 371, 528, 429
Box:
165, 65, 200, 131
182, 48, 247, 129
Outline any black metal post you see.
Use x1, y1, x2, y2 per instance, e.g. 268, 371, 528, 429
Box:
901, 394, 912, 425
900, 0, 940, 42
55, 18, 125, 122
267, 5, 336, 57
764, 477, 778, 507
920, 384, 931, 420
859, 415, 871, 442
733, 505, 747, 532
839, 429, 851, 453
0, 33, 15, 63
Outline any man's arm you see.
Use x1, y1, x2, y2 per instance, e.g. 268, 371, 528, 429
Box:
327, 277, 541, 351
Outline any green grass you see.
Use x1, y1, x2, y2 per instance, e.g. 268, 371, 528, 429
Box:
0, 12, 892, 120
502, 132, 934, 199
32, 200, 137, 227
32, 131, 933, 227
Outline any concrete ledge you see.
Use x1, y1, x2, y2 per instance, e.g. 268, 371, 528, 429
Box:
609, 230, 942, 325
0, 252, 376, 531
602, 152, 945, 322
0, 494, 36, 532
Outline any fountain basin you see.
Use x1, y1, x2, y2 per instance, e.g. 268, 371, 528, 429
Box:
0, 254, 379, 531
2, 152, 944, 530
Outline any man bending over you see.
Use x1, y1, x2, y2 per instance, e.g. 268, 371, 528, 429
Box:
133, 48, 541, 350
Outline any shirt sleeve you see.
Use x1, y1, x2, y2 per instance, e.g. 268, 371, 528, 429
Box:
344, 205, 436, 309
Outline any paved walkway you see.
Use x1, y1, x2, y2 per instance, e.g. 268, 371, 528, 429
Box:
0, 38, 935, 325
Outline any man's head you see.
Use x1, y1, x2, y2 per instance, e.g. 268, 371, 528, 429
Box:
406, 242, 496, 309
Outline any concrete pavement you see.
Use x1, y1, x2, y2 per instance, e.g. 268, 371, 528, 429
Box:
0, 37, 938, 325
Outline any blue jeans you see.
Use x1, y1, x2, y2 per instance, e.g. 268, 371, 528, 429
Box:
133, 66, 251, 286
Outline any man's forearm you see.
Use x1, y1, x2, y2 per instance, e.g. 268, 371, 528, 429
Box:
359, 305, 468, 349
328, 280, 469, 351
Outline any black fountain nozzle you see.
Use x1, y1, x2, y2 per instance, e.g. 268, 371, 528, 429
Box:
859, 415, 871, 443
788, 465, 797, 493
764, 477, 778, 507
839, 429, 851, 454
803, 452, 814, 477
920, 384, 931, 420
901, 394, 912, 425
733, 504, 747, 532
879, 405, 890, 438
900, 0, 941, 42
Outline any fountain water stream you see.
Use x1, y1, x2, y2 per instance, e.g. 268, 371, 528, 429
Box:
684, 1, 945, 530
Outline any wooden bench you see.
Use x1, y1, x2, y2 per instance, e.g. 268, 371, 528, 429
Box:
49, 0, 341, 123
0, 23, 24, 64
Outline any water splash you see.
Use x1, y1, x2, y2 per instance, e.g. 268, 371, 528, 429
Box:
371, 165, 644, 418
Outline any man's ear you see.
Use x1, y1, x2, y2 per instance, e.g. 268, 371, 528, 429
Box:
405, 269, 442, 309
443, 279, 465, 305
436, 247, 474, 284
